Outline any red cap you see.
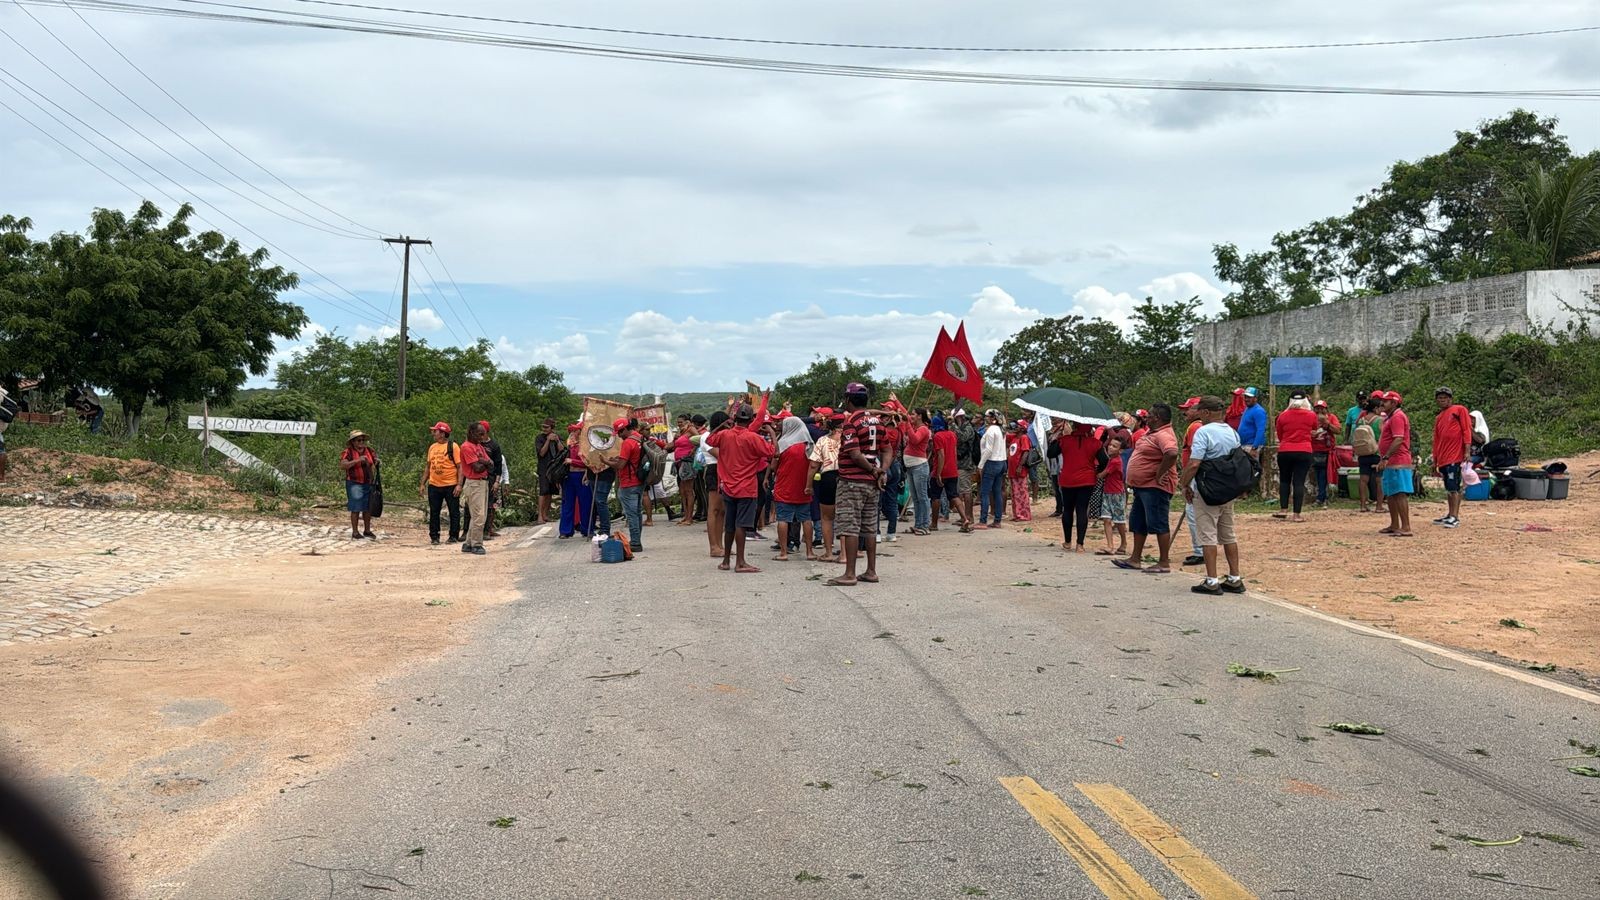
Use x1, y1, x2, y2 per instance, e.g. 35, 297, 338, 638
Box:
431, 421, 451, 433
1314, 399, 1328, 408
566, 423, 581, 432
1232, 387, 1245, 395
1177, 397, 1200, 409
611, 417, 630, 432
1135, 409, 1150, 418
812, 406, 833, 417
1386, 391, 1402, 404
477, 420, 491, 433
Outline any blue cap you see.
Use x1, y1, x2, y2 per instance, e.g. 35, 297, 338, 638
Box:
1243, 386, 1259, 398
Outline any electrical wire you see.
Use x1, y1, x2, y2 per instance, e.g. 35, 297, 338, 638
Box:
20, 0, 1599, 100
422, 244, 501, 363
52, 0, 389, 237
0, 15, 378, 240
262, 0, 1600, 55
0, 65, 394, 323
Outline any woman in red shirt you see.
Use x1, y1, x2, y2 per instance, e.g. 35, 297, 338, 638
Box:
1005, 422, 1033, 523
1274, 393, 1318, 522
1049, 421, 1100, 552
339, 430, 378, 540
1310, 400, 1343, 508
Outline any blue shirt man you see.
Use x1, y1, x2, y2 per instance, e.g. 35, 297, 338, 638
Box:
1236, 388, 1267, 452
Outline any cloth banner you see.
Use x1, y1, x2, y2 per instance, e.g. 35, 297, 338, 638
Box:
580, 397, 633, 471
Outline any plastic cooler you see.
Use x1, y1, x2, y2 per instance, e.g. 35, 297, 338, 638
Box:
1463, 478, 1492, 501
1510, 469, 1549, 500
1338, 467, 1360, 498
1547, 475, 1570, 500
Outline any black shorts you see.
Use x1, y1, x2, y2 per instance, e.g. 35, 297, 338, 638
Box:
815, 471, 838, 506
537, 466, 563, 495
705, 463, 719, 493
939, 477, 959, 502
722, 493, 757, 531
1357, 454, 1380, 476
1440, 463, 1463, 493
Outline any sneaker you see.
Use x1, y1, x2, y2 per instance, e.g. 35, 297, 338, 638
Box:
1441, 516, 1460, 529
469, 546, 487, 556
1220, 577, 1247, 594
461, 543, 473, 553
431, 537, 440, 545
1431, 515, 1450, 524
447, 537, 463, 544
883, 534, 898, 543
1191, 579, 1223, 596
1181, 554, 1205, 567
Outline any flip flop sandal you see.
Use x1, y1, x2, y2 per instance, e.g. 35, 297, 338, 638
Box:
1111, 558, 1141, 571
1143, 566, 1171, 574
1094, 549, 1116, 555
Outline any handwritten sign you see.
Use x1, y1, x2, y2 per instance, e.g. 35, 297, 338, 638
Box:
187, 416, 317, 436
196, 431, 289, 481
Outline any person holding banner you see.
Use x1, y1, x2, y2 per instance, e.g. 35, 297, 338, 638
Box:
558, 424, 591, 539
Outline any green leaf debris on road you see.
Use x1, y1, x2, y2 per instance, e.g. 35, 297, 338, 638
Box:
794, 870, 825, 883
1323, 722, 1386, 735
488, 817, 517, 828
1228, 663, 1301, 681
1568, 766, 1600, 778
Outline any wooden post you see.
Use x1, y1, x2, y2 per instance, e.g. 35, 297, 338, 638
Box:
200, 398, 210, 471
1264, 383, 1278, 502
299, 435, 307, 475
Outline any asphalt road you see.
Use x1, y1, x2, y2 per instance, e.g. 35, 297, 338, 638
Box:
162, 519, 1600, 899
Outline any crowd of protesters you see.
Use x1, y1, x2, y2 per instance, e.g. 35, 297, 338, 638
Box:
339, 379, 1482, 598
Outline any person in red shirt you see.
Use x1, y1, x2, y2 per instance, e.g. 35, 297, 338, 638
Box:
771, 415, 816, 561
1049, 420, 1100, 552
608, 418, 647, 553
1377, 391, 1414, 537
1309, 399, 1342, 508
1113, 404, 1180, 573
1005, 422, 1033, 523
339, 430, 379, 541
902, 409, 935, 535
1274, 393, 1318, 522
456, 422, 492, 555
1431, 387, 1472, 528
707, 404, 771, 573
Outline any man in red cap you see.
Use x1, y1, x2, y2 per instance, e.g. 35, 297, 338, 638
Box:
419, 421, 461, 545
462, 420, 505, 540
609, 418, 646, 553
1377, 391, 1413, 537
456, 422, 493, 555
707, 403, 771, 573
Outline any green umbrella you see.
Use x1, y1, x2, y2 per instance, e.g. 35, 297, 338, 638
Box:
1012, 386, 1119, 427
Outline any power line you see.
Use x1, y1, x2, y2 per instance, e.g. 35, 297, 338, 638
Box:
52, 0, 389, 237
425, 244, 500, 363
0, 62, 394, 323
23, 0, 1600, 100
263, 0, 1600, 55
2, 3, 376, 239
50, 0, 389, 237
1, 83, 386, 326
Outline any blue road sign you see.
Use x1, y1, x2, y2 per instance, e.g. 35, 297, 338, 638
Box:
1269, 357, 1323, 386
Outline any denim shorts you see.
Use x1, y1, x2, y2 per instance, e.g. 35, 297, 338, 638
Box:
775, 501, 810, 524
1382, 467, 1415, 496
1439, 463, 1462, 493
345, 480, 371, 512
1128, 487, 1172, 535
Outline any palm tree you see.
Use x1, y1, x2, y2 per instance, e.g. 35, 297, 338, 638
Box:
1499, 158, 1600, 268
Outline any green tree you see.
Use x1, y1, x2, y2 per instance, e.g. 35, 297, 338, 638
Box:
1499, 158, 1600, 269
1213, 110, 1583, 318
988, 314, 1129, 396
275, 333, 496, 401
1127, 295, 1205, 374
1, 203, 305, 432
772, 356, 878, 410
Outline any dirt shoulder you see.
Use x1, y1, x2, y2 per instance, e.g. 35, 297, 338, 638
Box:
0, 511, 535, 898
1007, 450, 1600, 687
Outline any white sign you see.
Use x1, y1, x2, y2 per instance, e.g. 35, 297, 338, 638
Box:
196, 431, 289, 481
187, 416, 317, 436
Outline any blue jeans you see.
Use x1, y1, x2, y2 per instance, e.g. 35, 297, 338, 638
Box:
979, 460, 1006, 524
593, 470, 616, 535
906, 461, 931, 530
879, 460, 904, 535
559, 470, 592, 537
618, 484, 643, 550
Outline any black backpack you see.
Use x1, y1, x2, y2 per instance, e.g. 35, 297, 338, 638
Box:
1481, 438, 1520, 469
1196, 447, 1255, 506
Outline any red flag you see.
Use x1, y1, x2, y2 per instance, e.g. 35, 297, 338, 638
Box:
920, 327, 956, 384
755, 389, 771, 428
948, 322, 985, 405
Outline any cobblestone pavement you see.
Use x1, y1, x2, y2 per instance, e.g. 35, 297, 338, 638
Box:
0, 506, 362, 646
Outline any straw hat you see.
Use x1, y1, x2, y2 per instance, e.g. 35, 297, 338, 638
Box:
347, 429, 368, 443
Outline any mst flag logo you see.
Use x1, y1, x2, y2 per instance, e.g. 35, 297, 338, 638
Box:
920, 322, 984, 404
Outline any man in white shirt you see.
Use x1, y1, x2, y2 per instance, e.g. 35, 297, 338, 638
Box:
1179, 396, 1247, 596
977, 409, 1009, 528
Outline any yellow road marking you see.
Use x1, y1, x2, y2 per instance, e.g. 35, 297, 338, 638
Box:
998, 777, 1161, 900
1076, 782, 1257, 900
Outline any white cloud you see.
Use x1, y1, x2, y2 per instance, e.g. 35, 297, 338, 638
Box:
408, 307, 445, 332
354, 324, 400, 340
826, 288, 919, 299
1071, 272, 1227, 328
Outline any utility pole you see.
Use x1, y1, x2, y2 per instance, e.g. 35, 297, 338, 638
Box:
382, 235, 432, 399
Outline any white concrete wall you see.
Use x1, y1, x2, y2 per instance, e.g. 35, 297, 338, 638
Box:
1193, 270, 1600, 371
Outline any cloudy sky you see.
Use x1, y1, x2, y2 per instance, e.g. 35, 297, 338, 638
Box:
4, 1, 1597, 392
